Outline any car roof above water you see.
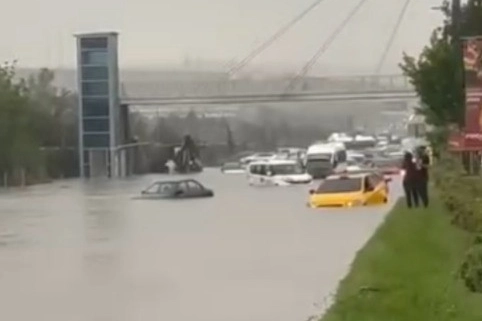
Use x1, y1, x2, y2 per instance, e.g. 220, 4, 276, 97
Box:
152, 179, 200, 184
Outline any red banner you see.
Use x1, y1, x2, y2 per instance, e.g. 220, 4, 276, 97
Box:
446, 37, 482, 150
464, 95, 482, 133
448, 130, 482, 152
463, 37, 482, 91
463, 37, 482, 135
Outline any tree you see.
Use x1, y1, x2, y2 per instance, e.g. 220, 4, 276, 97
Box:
400, 31, 463, 127
400, 0, 482, 131
0, 62, 41, 183
26, 68, 77, 148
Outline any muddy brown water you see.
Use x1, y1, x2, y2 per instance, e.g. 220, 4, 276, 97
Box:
0, 169, 401, 321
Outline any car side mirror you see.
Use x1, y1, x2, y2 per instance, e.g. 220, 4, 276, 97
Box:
141, 190, 146, 195
309, 189, 315, 195
175, 190, 183, 196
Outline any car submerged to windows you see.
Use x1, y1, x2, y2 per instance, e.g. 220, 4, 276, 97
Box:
138, 179, 214, 199
247, 159, 312, 186
307, 172, 390, 208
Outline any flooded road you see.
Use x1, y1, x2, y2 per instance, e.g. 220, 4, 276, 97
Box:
0, 169, 401, 321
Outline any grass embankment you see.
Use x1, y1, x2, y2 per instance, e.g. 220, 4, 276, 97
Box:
321, 195, 482, 321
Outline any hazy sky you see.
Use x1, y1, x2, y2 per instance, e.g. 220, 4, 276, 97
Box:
1, 0, 444, 75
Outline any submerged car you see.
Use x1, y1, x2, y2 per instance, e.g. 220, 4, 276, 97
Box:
307, 172, 390, 208
139, 179, 214, 199
247, 159, 312, 186
221, 162, 245, 174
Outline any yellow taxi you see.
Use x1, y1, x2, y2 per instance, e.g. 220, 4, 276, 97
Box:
308, 171, 391, 208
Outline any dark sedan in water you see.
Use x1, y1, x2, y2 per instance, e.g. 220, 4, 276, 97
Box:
139, 179, 214, 199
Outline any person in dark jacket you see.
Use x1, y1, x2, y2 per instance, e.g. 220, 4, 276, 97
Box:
402, 151, 419, 208
415, 146, 430, 207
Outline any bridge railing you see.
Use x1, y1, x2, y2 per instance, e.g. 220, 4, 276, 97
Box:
120, 74, 413, 100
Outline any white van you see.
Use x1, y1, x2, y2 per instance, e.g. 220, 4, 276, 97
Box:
305, 142, 347, 179
247, 159, 312, 186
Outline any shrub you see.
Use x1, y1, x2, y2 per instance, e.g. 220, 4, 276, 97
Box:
431, 155, 482, 232
460, 244, 482, 293
432, 155, 482, 293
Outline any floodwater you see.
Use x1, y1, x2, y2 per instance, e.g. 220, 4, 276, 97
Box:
0, 169, 401, 321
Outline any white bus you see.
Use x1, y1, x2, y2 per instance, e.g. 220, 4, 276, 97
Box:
305, 142, 347, 179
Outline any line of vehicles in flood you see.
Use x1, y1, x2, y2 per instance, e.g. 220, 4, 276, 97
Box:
137, 133, 411, 208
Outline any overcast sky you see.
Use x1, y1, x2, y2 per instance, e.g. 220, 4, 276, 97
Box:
1, 0, 445, 75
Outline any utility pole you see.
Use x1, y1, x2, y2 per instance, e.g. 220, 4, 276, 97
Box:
452, 0, 465, 122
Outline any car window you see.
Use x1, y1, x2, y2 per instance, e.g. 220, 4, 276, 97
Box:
368, 174, 381, 186
316, 178, 362, 193
271, 164, 303, 175
336, 150, 347, 162
259, 165, 267, 176
158, 182, 176, 194
249, 164, 260, 174
186, 180, 204, 192
364, 176, 378, 191
144, 183, 161, 194
178, 182, 189, 192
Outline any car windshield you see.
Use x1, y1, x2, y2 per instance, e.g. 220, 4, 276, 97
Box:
307, 153, 332, 160
271, 164, 304, 175
316, 177, 362, 193
306, 158, 332, 167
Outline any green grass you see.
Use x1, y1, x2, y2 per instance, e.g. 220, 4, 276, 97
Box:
321, 194, 482, 321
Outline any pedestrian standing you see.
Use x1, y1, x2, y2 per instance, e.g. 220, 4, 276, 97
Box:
166, 159, 176, 174
401, 151, 419, 208
415, 147, 430, 208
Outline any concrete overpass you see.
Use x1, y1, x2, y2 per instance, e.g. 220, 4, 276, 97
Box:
120, 74, 417, 107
